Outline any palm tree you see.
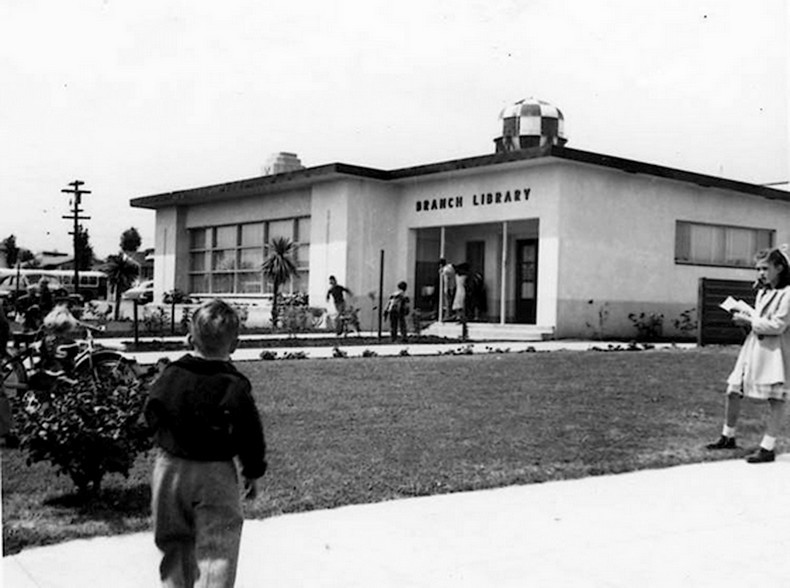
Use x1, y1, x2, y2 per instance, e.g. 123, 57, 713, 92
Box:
261, 236, 298, 326
103, 253, 140, 320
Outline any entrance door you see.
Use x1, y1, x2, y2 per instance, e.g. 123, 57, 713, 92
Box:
466, 241, 485, 277
515, 239, 538, 323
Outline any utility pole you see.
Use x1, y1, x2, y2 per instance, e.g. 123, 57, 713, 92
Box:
61, 180, 91, 299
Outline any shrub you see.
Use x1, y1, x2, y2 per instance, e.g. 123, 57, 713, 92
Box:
628, 312, 664, 341
672, 308, 697, 338
12, 364, 156, 496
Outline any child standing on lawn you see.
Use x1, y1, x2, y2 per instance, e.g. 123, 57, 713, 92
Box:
145, 299, 267, 587
706, 245, 790, 463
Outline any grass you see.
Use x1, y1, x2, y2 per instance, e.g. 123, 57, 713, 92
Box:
2, 346, 773, 555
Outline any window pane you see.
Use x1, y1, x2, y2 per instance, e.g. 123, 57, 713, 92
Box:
676, 221, 776, 267
211, 274, 234, 293
757, 229, 774, 251
237, 272, 262, 294
190, 229, 206, 250
239, 248, 263, 270
241, 223, 264, 247
215, 226, 237, 249
293, 271, 309, 293
190, 252, 206, 272
295, 244, 310, 269
189, 274, 209, 293
268, 219, 293, 242
212, 250, 236, 271
297, 217, 311, 243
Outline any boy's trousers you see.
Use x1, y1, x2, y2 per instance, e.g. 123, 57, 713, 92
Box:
152, 450, 244, 588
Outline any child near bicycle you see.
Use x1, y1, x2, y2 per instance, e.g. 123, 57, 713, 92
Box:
39, 304, 81, 377
145, 298, 267, 587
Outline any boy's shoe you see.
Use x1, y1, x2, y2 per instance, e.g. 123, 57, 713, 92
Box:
706, 435, 737, 450
746, 448, 775, 464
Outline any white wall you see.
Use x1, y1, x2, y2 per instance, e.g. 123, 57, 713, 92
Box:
556, 162, 790, 337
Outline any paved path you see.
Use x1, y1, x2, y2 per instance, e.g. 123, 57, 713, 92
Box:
6, 457, 790, 587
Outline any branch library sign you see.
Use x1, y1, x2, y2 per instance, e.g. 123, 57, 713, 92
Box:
415, 188, 531, 212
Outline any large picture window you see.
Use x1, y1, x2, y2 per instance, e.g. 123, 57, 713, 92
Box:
675, 221, 774, 268
188, 217, 310, 295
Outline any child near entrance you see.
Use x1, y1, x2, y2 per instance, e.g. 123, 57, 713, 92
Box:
384, 281, 410, 342
706, 246, 790, 463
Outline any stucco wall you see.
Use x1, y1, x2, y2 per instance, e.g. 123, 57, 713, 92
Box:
555, 162, 790, 338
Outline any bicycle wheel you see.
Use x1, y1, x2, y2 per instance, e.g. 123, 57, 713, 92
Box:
74, 352, 139, 387
1, 358, 28, 400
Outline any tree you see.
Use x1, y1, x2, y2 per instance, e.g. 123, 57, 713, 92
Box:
261, 236, 298, 326
120, 227, 142, 253
76, 226, 95, 270
3, 235, 18, 267
103, 253, 140, 320
18, 249, 38, 267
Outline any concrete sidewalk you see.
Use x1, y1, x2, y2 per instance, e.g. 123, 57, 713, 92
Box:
6, 456, 790, 587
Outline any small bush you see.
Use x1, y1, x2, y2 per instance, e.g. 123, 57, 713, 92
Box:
13, 364, 156, 496
628, 312, 664, 341
332, 347, 348, 358
259, 350, 278, 361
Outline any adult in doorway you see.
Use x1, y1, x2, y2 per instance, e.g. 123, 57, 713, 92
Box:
439, 259, 456, 320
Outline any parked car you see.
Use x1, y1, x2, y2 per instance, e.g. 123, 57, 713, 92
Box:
122, 280, 154, 304
0, 273, 69, 306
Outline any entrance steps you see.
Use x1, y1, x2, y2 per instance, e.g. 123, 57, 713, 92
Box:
420, 321, 555, 341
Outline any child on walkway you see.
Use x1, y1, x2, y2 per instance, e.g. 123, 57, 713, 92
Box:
706, 246, 790, 463
384, 281, 410, 342
145, 299, 267, 587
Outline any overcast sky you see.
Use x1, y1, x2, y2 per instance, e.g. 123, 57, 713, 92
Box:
1, 0, 787, 258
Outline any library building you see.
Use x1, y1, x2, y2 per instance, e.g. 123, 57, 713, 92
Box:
130, 98, 790, 339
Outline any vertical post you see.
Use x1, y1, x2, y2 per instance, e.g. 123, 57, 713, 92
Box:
377, 249, 385, 340
61, 180, 92, 300
171, 299, 176, 335
500, 221, 508, 325
439, 227, 446, 322
133, 299, 139, 346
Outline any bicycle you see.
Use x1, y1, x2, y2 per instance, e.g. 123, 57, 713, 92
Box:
1, 323, 138, 401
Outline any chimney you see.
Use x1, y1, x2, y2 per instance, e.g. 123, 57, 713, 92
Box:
262, 152, 304, 176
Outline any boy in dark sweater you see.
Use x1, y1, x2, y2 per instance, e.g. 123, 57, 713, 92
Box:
145, 299, 267, 587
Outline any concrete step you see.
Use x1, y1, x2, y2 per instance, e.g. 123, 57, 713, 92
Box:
421, 322, 555, 341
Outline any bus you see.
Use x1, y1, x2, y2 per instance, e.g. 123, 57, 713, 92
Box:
0, 268, 109, 303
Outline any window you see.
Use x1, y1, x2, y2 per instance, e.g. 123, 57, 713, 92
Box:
188, 217, 310, 295
675, 221, 774, 268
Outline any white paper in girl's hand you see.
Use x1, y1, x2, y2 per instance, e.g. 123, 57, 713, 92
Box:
720, 296, 753, 316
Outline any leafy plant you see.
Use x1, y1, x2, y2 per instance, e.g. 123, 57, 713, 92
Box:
628, 312, 664, 341
102, 254, 140, 320
261, 237, 298, 326
672, 308, 698, 337
12, 364, 155, 496
142, 306, 168, 335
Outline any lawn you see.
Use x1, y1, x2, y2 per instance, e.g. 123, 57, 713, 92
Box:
2, 346, 770, 555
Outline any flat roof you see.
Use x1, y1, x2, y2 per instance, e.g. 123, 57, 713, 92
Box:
130, 146, 790, 209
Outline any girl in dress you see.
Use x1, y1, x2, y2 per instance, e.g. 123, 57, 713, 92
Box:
707, 245, 790, 463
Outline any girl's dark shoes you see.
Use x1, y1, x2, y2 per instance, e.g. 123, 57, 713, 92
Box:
706, 435, 737, 450
746, 448, 775, 464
